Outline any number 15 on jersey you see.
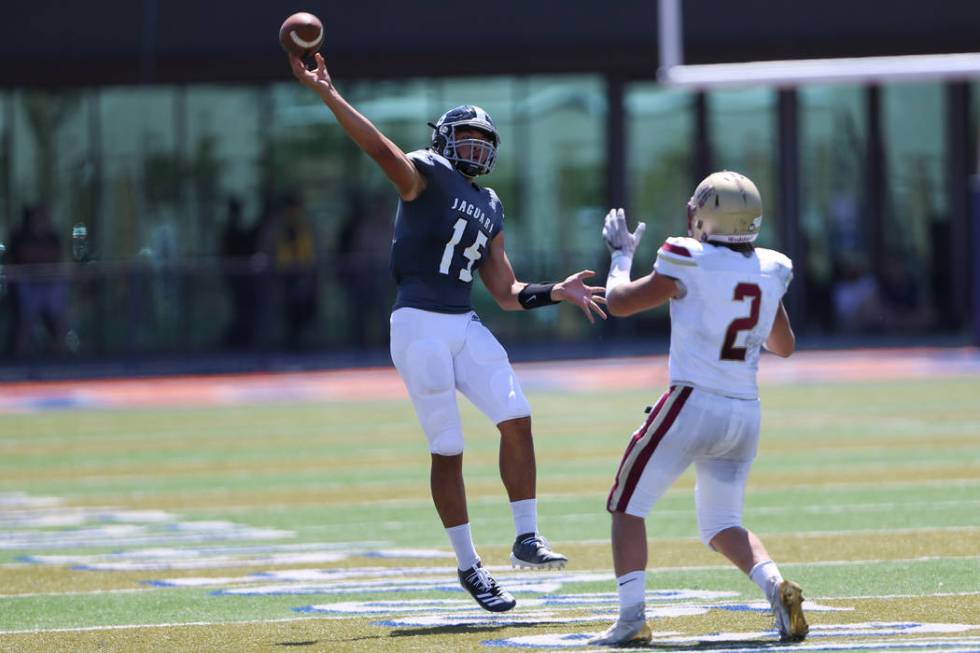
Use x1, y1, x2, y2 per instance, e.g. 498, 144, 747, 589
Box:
439, 217, 488, 283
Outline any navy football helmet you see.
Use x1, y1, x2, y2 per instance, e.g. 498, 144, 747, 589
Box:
428, 105, 499, 177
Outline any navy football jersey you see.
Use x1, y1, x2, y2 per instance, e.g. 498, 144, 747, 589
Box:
390, 150, 505, 313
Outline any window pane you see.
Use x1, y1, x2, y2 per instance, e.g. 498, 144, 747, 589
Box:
184, 86, 265, 256
99, 87, 179, 262
6, 90, 94, 357
0, 93, 11, 239
8, 90, 92, 242
626, 84, 694, 260
707, 88, 779, 249
798, 85, 867, 333
97, 87, 180, 351
881, 82, 945, 332
436, 75, 606, 340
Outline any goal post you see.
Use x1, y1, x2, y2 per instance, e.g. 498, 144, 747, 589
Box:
656, 0, 980, 89
656, 0, 980, 345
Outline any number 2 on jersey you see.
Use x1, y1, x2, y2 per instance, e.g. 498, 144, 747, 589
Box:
439, 217, 488, 283
720, 282, 761, 361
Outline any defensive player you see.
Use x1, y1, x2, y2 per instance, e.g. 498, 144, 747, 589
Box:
290, 53, 606, 612
590, 172, 808, 645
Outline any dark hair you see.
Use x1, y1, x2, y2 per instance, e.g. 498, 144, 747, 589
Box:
717, 241, 755, 257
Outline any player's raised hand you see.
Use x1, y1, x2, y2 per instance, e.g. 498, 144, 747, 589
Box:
552, 270, 607, 324
290, 52, 333, 93
602, 208, 646, 256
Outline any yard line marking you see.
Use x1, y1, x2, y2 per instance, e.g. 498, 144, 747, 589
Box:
0, 588, 149, 599
0, 615, 344, 636
3, 559, 977, 599
547, 499, 980, 520
172, 481, 980, 512
575, 525, 980, 546
638, 556, 980, 575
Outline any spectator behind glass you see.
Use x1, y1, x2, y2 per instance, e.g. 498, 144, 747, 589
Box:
220, 197, 258, 348
877, 254, 935, 332
274, 193, 318, 350
8, 205, 69, 356
832, 255, 884, 333
336, 192, 395, 348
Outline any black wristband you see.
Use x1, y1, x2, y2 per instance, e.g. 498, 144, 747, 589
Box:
518, 282, 558, 310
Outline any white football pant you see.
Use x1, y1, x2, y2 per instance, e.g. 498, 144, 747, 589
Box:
607, 385, 760, 545
389, 307, 531, 456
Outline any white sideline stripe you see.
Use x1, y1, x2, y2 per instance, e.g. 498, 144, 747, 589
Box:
255, 488, 980, 524
552, 499, 980, 521
79, 477, 972, 516
2, 558, 977, 599
0, 588, 148, 599
818, 590, 980, 602
2, 592, 979, 635
0, 615, 335, 636
200, 478, 980, 511
640, 555, 980, 576
576, 525, 980, 546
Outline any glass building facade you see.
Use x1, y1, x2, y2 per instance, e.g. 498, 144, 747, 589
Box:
0, 77, 976, 359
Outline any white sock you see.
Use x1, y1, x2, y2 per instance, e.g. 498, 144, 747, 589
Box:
749, 559, 783, 601
446, 523, 480, 571
616, 570, 646, 618
510, 498, 538, 537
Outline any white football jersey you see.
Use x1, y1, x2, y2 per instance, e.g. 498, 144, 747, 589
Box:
653, 236, 793, 400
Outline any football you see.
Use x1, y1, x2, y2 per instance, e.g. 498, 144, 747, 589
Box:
279, 12, 324, 58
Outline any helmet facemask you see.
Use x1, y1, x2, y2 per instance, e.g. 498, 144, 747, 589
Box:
429, 105, 499, 177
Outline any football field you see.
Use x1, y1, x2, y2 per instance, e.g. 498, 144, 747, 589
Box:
1, 348, 979, 652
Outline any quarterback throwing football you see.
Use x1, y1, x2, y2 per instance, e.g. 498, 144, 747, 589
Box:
591, 171, 808, 645
289, 53, 606, 612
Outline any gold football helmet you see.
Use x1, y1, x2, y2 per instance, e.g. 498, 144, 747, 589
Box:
687, 171, 763, 244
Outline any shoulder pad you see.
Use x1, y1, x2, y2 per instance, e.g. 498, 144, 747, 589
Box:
486, 187, 503, 213
408, 149, 454, 172
756, 247, 792, 272
756, 247, 793, 287
657, 236, 703, 264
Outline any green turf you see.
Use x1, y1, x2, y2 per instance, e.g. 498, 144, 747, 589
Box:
1, 557, 977, 632
1, 375, 979, 651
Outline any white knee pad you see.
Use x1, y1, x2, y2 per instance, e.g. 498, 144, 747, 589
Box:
456, 323, 531, 424
428, 428, 464, 456
697, 514, 743, 547
402, 338, 465, 455
694, 457, 750, 548
405, 339, 454, 396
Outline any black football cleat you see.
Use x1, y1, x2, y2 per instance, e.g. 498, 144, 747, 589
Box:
457, 561, 516, 612
510, 532, 568, 570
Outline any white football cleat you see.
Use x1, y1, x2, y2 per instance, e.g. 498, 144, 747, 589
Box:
588, 617, 652, 646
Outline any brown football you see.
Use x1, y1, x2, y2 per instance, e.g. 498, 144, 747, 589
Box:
279, 12, 324, 57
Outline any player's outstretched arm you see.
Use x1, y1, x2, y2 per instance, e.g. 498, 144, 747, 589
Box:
606, 272, 679, 317
289, 53, 425, 201
765, 301, 795, 357
479, 233, 606, 322
601, 208, 680, 316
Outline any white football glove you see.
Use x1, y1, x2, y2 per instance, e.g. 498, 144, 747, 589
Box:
602, 208, 646, 257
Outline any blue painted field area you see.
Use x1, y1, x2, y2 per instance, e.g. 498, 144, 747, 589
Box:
0, 353, 978, 652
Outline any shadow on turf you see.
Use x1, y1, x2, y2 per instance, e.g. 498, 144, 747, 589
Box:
276, 641, 318, 647
389, 620, 566, 638
392, 626, 789, 650
642, 642, 788, 651
276, 636, 386, 646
